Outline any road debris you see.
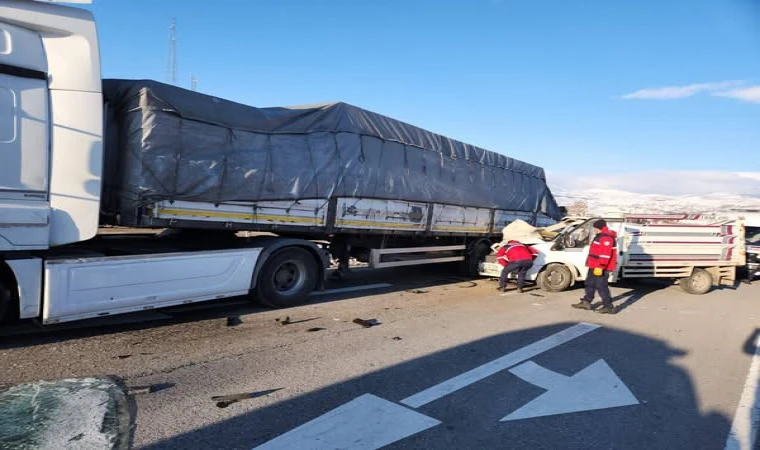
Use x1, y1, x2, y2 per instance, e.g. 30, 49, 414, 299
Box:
114, 354, 132, 360
406, 289, 429, 294
275, 316, 291, 326
226, 315, 243, 327
126, 386, 152, 395
306, 327, 326, 332
212, 388, 283, 408
352, 318, 380, 328
392, 336, 403, 341
126, 383, 174, 396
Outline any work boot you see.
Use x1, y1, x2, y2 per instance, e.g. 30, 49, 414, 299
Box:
596, 305, 616, 314
518, 288, 525, 294
571, 299, 592, 310
497, 286, 506, 292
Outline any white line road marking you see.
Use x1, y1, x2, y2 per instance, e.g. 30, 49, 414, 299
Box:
400, 322, 600, 408
309, 283, 392, 297
725, 333, 760, 450
502, 359, 638, 421
252, 394, 441, 450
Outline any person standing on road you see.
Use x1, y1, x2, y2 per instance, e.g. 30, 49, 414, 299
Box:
572, 219, 618, 314
496, 240, 539, 293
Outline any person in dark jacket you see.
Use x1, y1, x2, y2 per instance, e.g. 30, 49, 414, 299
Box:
572, 219, 618, 314
496, 240, 539, 293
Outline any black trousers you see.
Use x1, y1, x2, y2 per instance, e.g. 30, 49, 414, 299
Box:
500, 260, 533, 289
584, 270, 612, 306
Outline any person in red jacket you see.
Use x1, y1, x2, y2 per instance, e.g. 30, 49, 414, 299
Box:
572, 219, 618, 314
496, 240, 539, 293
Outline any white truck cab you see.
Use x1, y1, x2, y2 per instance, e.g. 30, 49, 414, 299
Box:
0, 0, 102, 251
533, 217, 625, 288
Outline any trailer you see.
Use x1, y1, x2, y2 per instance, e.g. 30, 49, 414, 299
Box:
0, 0, 561, 326
479, 214, 746, 295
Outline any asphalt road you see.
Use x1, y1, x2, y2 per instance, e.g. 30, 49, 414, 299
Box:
1, 268, 759, 450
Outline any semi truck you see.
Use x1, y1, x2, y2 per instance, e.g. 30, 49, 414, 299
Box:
480, 214, 746, 295
0, 0, 561, 325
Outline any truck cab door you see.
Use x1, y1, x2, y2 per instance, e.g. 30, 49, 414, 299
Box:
557, 220, 595, 279
560, 218, 625, 282
0, 21, 50, 250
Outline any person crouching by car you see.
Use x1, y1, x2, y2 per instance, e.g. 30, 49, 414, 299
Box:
496, 240, 539, 293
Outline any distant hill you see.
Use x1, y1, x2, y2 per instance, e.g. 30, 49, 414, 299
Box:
552, 187, 760, 216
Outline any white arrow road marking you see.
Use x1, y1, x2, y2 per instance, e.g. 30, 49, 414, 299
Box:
501, 359, 639, 421
253, 394, 440, 450
254, 322, 601, 449
401, 322, 600, 408
725, 333, 760, 450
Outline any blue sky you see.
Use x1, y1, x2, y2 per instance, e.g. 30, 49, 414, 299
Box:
84, 0, 760, 193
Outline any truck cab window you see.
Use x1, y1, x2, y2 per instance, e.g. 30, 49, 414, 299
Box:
564, 221, 593, 248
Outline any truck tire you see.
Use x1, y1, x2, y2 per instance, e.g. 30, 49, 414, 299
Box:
255, 247, 319, 308
537, 264, 573, 292
460, 242, 491, 278
679, 268, 713, 295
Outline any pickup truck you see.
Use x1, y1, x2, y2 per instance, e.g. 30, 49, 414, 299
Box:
480, 214, 746, 295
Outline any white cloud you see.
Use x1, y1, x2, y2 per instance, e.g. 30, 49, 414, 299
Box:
712, 86, 760, 104
620, 81, 746, 100
737, 172, 760, 181
549, 170, 760, 197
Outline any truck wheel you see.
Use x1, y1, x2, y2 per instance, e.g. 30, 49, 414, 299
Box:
460, 242, 491, 277
255, 248, 319, 308
537, 264, 573, 292
679, 269, 713, 295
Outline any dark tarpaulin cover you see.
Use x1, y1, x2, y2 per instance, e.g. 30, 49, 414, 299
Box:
102, 79, 561, 225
